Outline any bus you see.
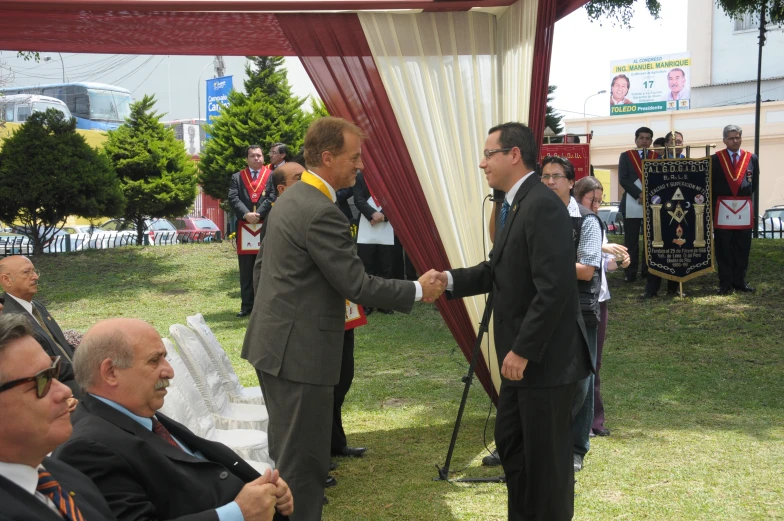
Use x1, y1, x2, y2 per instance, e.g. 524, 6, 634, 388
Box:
0, 82, 132, 131
0, 94, 72, 123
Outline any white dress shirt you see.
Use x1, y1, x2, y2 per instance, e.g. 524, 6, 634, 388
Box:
0, 461, 61, 514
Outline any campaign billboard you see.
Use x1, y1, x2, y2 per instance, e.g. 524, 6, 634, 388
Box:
206, 75, 233, 124
609, 52, 691, 116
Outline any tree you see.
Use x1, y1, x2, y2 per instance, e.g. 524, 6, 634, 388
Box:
585, 0, 783, 25
545, 85, 564, 138
104, 94, 198, 245
0, 109, 124, 254
198, 56, 310, 201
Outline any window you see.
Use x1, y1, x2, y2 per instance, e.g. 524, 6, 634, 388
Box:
16, 106, 31, 122
734, 12, 759, 32
1, 105, 13, 122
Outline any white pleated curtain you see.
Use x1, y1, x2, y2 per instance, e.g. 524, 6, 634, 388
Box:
359, 0, 538, 392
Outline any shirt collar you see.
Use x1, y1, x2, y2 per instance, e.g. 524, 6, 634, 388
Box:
6, 293, 33, 315
307, 170, 337, 203
0, 461, 40, 497
91, 394, 154, 431
567, 196, 581, 217
504, 171, 536, 206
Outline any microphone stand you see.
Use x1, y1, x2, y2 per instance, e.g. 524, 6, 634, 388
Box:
436, 292, 505, 483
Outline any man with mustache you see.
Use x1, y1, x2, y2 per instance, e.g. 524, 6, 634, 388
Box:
0, 255, 80, 400
54, 318, 293, 521
0, 314, 117, 520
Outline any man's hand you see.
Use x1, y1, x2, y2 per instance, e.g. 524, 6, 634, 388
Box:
601, 243, 628, 257
620, 253, 631, 269
370, 212, 385, 226
272, 474, 294, 516
244, 212, 261, 224
419, 269, 446, 303
501, 351, 528, 381
234, 472, 278, 521
67, 397, 78, 412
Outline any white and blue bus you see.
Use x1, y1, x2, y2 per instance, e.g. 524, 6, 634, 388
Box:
0, 82, 131, 131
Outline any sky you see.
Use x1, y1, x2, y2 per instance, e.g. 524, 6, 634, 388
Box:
0, 0, 687, 123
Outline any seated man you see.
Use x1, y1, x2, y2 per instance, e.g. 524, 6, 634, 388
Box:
54, 318, 293, 521
0, 314, 117, 521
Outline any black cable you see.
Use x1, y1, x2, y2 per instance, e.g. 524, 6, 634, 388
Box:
130, 56, 167, 94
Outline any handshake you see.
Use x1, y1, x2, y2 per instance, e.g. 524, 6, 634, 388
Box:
417, 269, 449, 303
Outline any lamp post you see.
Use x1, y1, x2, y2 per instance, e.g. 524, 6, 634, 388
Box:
583, 90, 607, 118
197, 61, 214, 126
43, 53, 66, 82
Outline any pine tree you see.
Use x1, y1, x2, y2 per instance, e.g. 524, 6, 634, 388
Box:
545, 85, 564, 138
198, 57, 310, 201
0, 109, 124, 254
104, 94, 198, 245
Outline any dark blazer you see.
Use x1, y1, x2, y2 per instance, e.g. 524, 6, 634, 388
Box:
228, 169, 274, 223
242, 180, 415, 386
449, 174, 591, 388
618, 150, 642, 202
0, 294, 79, 398
53, 395, 287, 521
711, 150, 758, 204
0, 456, 118, 521
353, 171, 385, 222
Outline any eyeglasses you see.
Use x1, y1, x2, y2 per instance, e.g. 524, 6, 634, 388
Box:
483, 148, 512, 159
16, 268, 40, 278
0, 356, 61, 398
541, 174, 567, 181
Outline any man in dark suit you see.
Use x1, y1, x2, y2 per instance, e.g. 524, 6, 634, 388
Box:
242, 117, 444, 521
54, 318, 293, 521
619, 127, 657, 283
0, 255, 80, 399
228, 145, 273, 318
0, 314, 117, 521
712, 124, 759, 295
434, 122, 591, 521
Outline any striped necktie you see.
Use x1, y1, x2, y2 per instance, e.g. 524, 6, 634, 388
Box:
37, 468, 85, 521
31, 307, 72, 362
500, 200, 511, 231
152, 417, 184, 452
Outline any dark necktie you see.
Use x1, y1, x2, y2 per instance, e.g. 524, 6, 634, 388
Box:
151, 417, 184, 452
31, 307, 72, 362
252, 170, 259, 181
500, 200, 511, 231
732, 153, 738, 167
37, 468, 85, 521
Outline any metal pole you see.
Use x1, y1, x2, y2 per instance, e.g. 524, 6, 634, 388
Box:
753, 4, 766, 239
583, 90, 607, 118
197, 61, 213, 127
57, 52, 65, 82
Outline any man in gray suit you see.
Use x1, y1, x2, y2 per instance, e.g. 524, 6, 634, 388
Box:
242, 117, 444, 521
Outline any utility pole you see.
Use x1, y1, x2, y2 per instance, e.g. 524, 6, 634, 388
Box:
753, 3, 767, 239
214, 56, 226, 78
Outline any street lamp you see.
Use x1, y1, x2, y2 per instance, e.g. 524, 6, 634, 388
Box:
43, 53, 66, 82
197, 61, 214, 126
583, 90, 607, 118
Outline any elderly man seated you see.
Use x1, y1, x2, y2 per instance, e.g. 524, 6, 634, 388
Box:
0, 314, 117, 520
54, 318, 293, 521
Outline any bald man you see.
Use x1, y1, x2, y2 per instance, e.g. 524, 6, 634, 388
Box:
54, 318, 293, 521
0, 255, 79, 398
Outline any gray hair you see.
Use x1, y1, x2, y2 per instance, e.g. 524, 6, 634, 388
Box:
723, 125, 742, 139
0, 314, 34, 384
73, 329, 134, 391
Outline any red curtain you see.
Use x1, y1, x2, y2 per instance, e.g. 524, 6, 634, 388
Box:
528, 0, 558, 144
276, 13, 498, 402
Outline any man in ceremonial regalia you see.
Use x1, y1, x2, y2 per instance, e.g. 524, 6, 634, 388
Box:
228, 145, 273, 317
619, 127, 658, 283
712, 124, 759, 295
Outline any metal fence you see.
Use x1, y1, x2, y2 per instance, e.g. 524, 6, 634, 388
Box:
0, 230, 222, 256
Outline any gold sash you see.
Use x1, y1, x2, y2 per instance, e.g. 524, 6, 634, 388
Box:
301, 171, 333, 200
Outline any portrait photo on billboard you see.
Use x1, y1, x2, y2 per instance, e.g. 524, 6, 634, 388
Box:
609, 52, 691, 116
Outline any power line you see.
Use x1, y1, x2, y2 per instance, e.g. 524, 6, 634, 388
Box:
130, 56, 166, 94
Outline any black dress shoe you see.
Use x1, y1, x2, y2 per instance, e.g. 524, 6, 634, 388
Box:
325, 475, 337, 488
236, 310, 251, 317
377, 308, 394, 315
323, 495, 329, 505
733, 283, 755, 293
481, 449, 501, 467
329, 460, 338, 471
624, 275, 637, 283
365, 307, 374, 316
332, 446, 367, 457
593, 428, 611, 437
638, 292, 657, 300
717, 287, 733, 295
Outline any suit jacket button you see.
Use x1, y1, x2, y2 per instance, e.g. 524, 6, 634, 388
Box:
219, 471, 229, 480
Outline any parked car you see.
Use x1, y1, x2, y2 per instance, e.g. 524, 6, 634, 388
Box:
597, 205, 625, 235
9, 225, 84, 252
96, 218, 179, 246
172, 217, 221, 243
0, 232, 33, 255
759, 205, 784, 239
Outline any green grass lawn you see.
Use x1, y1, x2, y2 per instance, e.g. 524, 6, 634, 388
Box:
32, 239, 784, 520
